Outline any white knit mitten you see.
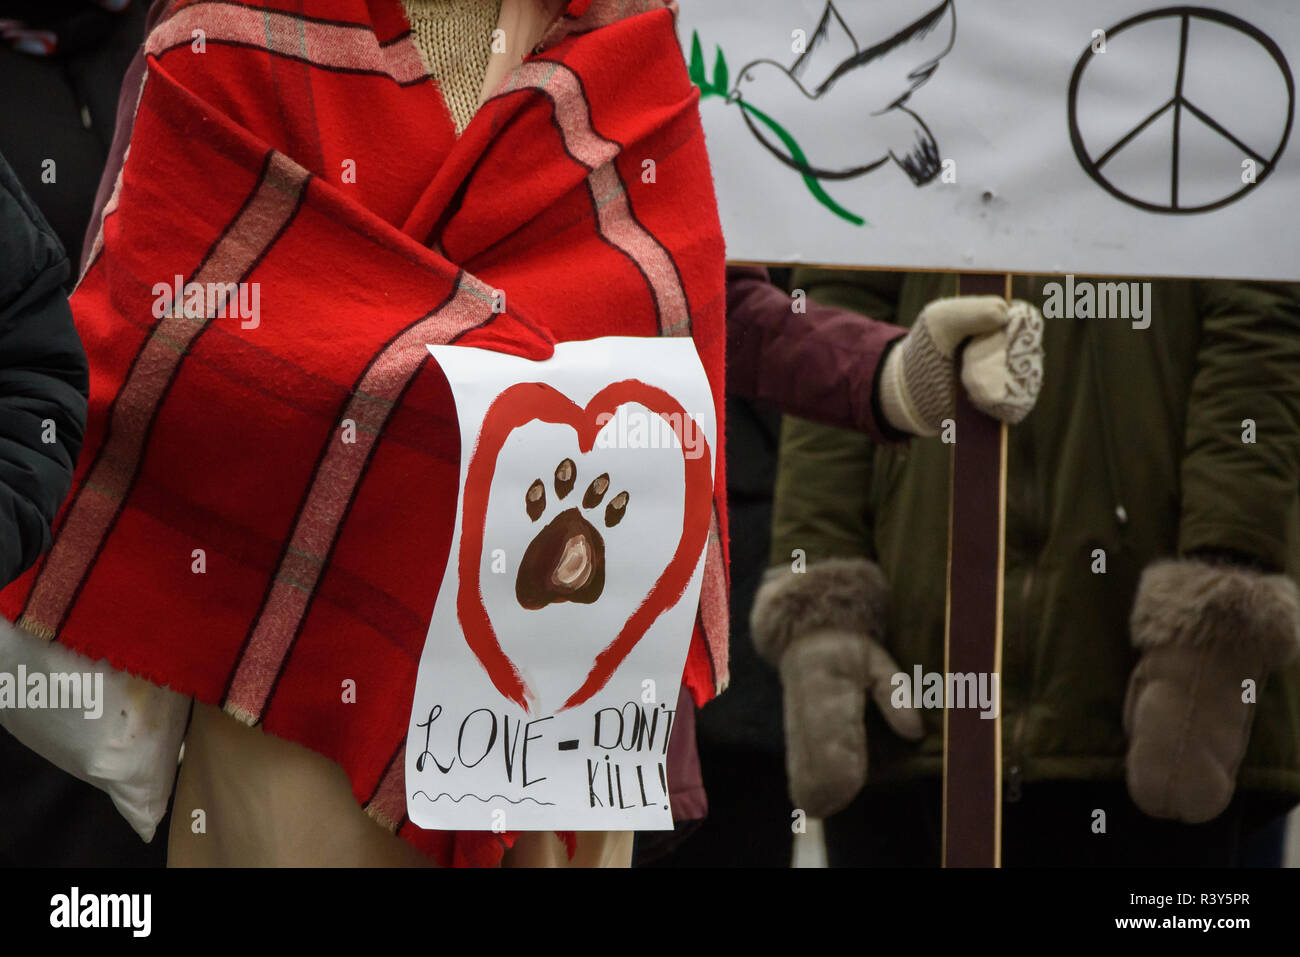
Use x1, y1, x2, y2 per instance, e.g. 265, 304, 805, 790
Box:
879, 296, 1044, 436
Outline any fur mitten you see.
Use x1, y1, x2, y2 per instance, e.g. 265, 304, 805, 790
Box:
1125, 558, 1300, 823
751, 558, 922, 819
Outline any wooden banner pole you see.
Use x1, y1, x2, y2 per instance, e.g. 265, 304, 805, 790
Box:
941, 271, 1011, 868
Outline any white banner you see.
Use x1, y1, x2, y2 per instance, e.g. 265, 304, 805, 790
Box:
405, 338, 717, 831
679, 0, 1298, 280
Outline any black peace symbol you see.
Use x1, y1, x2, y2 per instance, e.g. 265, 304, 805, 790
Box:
1067, 6, 1294, 214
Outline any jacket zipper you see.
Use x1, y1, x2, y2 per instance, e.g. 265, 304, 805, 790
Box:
1006, 712, 1026, 803
1087, 324, 1130, 528
1002, 322, 1129, 805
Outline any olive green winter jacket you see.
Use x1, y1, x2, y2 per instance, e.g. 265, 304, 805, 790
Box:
769, 270, 1300, 798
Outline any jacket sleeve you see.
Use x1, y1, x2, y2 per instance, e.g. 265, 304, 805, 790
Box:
725, 265, 906, 441
1179, 280, 1300, 572
768, 414, 877, 570
0, 153, 90, 588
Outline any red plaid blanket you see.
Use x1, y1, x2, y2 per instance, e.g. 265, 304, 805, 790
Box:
1, 0, 729, 866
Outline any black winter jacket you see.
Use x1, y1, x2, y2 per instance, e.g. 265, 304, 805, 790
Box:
0, 150, 88, 587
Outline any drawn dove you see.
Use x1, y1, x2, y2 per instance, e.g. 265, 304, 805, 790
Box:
729, 0, 956, 185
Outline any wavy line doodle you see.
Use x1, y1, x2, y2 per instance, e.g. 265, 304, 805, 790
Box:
411, 791, 558, 806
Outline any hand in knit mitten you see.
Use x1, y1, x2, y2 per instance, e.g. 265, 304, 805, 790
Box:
1125, 558, 1300, 823
750, 558, 923, 819
878, 296, 1044, 436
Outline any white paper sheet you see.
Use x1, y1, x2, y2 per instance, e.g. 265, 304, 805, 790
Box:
405, 337, 717, 831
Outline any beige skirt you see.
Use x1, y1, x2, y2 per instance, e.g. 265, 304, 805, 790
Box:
168, 702, 632, 867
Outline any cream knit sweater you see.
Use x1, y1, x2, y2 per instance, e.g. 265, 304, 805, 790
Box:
402, 0, 504, 133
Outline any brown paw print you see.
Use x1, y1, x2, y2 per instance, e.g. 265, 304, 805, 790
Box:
516, 458, 630, 610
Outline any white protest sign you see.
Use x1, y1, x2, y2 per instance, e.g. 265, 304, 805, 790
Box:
679, 0, 1299, 280
405, 337, 717, 831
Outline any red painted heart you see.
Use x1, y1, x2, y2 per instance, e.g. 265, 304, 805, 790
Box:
457, 379, 713, 713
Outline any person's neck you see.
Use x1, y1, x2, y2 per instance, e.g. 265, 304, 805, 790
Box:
476, 0, 569, 105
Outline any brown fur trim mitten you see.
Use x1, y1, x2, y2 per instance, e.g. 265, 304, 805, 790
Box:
751, 558, 923, 819
1125, 558, 1300, 823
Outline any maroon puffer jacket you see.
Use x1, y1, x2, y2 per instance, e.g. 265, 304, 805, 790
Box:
725, 265, 905, 440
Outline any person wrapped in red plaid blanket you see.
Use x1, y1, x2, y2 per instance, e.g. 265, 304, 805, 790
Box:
2, 0, 733, 868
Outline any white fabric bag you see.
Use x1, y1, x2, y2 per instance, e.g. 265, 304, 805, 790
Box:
0, 616, 190, 842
